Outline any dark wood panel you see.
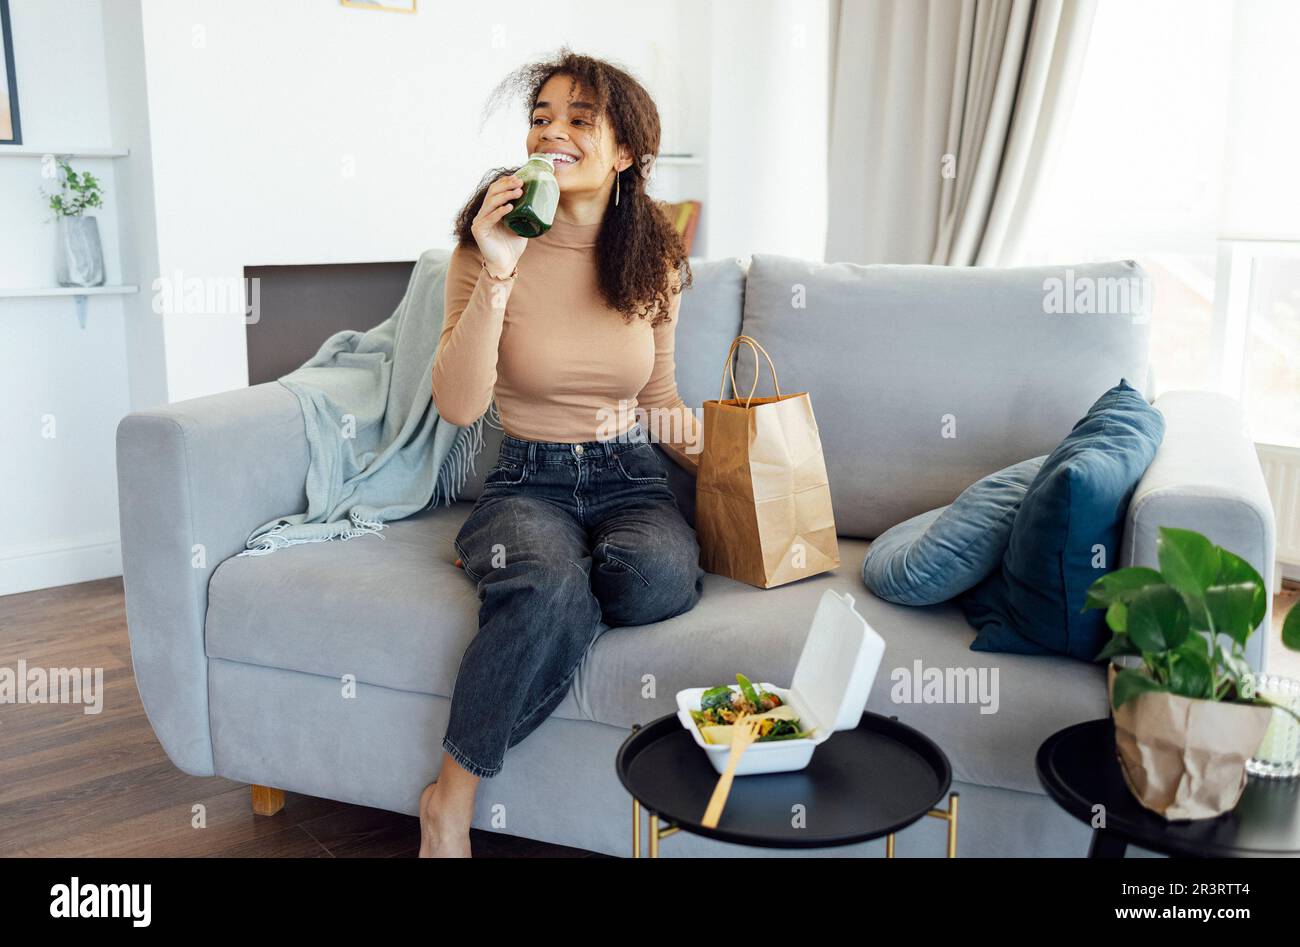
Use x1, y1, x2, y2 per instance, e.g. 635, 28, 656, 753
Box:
244, 261, 417, 386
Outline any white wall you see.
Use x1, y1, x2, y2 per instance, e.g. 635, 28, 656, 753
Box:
135, 0, 828, 402
104, 0, 167, 413
137, 0, 719, 402
704, 0, 829, 261
2, 0, 830, 595
0, 0, 129, 594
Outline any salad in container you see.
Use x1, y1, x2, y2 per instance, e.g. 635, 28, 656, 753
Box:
676, 589, 885, 775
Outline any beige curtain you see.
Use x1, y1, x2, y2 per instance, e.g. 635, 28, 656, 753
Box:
827, 0, 1097, 265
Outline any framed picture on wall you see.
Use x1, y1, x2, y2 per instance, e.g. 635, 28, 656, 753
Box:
341, 0, 417, 12
1, 0, 21, 145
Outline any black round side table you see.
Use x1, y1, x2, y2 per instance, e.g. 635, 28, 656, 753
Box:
616, 712, 958, 857
1037, 718, 1300, 858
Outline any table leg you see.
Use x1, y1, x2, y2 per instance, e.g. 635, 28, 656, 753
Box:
885, 834, 895, 858
648, 813, 660, 859
925, 791, 960, 858
1088, 830, 1127, 858
632, 798, 641, 859
946, 792, 959, 858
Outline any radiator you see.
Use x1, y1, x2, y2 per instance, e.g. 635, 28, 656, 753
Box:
1259, 443, 1300, 579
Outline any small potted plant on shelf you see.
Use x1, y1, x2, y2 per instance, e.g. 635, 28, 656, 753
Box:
1085, 526, 1300, 820
41, 156, 106, 288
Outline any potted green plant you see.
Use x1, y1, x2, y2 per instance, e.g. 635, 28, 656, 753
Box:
41, 157, 105, 288
1085, 526, 1300, 820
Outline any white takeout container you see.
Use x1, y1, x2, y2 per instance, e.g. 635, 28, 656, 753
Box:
675, 588, 886, 775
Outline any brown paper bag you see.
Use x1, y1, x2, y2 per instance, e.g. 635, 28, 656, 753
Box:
695, 335, 839, 589
1107, 664, 1272, 820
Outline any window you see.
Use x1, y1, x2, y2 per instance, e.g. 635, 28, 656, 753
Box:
1218, 242, 1300, 448
1020, 0, 1300, 447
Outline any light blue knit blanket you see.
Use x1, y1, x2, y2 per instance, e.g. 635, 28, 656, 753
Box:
240, 248, 488, 556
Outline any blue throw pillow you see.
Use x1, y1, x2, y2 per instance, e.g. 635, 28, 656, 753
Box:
959, 379, 1165, 660
862, 456, 1046, 606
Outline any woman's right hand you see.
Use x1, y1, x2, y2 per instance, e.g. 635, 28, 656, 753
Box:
473, 174, 529, 278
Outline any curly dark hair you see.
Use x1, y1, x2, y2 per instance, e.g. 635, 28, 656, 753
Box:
452, 46, 691, 328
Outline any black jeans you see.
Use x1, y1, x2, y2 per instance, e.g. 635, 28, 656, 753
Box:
444, 421, 705, 778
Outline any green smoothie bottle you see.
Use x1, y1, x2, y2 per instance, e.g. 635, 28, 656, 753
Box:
504, 153, 560, 238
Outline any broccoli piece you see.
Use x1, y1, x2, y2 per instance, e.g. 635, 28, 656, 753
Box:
700, 685, 735, 711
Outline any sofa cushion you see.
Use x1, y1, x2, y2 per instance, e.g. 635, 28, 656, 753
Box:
206, 499, 1107, 794
961, 380, 1166, 659
861, 455, 1045, 606
669, 256, 749, 408
735, 255, 1152, 539
206, 501, 486, 706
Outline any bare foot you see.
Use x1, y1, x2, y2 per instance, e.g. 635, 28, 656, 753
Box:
418, 782, 438, 857
418, 781, 472, 858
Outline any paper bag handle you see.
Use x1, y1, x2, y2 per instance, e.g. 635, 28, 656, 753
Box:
718, 335, 783, 408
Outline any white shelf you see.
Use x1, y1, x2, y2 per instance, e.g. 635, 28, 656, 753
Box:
0, 285, 140, 329
0, 145, 129, 158
0, 285, 139, 298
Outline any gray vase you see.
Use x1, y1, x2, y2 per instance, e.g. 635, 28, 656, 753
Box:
56, 215, 105, 288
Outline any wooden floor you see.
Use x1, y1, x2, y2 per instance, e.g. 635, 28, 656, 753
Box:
0, 577, 602, 858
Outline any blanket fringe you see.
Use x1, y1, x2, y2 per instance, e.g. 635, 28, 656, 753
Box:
432, 411, 488, 507
238, 511, 388, 557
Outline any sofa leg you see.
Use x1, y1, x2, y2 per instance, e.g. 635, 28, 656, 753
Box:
251, 785, 285, 816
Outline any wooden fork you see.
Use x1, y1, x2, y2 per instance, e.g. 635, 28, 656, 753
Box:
701, 716, 763, 829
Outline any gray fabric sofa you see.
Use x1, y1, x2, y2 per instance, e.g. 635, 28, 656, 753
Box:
116, 253, 1276, 857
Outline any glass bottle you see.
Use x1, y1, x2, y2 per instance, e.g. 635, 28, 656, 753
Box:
504, 153, 560, 238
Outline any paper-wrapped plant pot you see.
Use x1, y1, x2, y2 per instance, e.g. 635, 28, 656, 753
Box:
1108, 664, 1272, 821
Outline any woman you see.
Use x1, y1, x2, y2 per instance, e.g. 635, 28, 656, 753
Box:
420, 49, 706, 857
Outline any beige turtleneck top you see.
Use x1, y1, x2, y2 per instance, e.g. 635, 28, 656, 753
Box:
431, 216, 701, 472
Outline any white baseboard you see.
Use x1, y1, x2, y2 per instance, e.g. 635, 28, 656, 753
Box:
0, 534, 123, 597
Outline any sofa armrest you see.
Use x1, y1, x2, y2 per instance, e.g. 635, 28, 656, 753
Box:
1121, 391, 1276, 670
116, 382, 309, 776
